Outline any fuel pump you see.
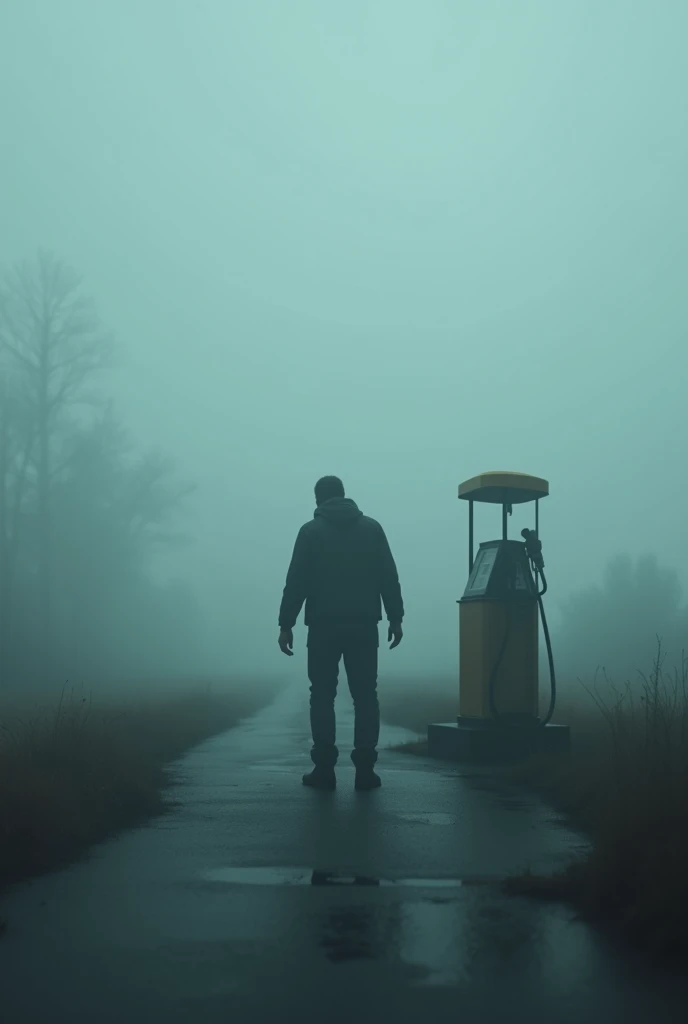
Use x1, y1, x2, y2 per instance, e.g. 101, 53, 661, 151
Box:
427, 472, 570, 761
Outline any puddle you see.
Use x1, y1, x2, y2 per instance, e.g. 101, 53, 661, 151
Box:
398, 812, 456, 826
392, 877, 466, 888
202, 867, 468, 888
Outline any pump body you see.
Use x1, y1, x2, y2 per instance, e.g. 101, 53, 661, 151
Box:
427, 471, 570, 761
459, 541, 539, 719
458, 471, 547, 726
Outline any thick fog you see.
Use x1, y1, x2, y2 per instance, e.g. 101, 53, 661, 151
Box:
1, 1, 687, 691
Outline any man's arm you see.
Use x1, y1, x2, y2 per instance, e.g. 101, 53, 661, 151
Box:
278, 525, 311, 631
378, 525, 404, 626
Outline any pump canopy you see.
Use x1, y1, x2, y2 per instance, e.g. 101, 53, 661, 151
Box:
458, 471, 549, 505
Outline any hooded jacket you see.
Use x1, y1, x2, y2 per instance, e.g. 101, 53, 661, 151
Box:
278, 497, 404, 630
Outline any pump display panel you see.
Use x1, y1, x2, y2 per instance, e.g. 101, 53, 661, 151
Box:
464, 545, 498, 596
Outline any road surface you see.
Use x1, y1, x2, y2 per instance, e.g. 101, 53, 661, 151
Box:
1, 682, 685, 1022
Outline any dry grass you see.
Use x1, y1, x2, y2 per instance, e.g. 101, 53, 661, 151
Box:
383, 684, 453, 756
508, 643, 688, 958
508, 696, 611, 831
382, 684, 456, 737
383, 648, 688, 959
390, 738, 429, 756
0, 680, 277, 890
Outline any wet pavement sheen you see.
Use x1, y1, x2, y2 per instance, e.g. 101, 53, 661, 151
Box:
1, 683, 686, 1022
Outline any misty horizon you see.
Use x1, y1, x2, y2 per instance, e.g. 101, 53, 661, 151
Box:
2, 0, 686, 684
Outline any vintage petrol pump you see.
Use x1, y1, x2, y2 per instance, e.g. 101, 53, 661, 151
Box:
428, 471, 570, 760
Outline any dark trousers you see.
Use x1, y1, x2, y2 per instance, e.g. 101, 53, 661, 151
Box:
306, 622, 380, 768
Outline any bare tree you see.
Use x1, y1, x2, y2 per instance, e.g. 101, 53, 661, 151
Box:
0, 373, 35, 677
121, 450, 196, 549
47, 408, 195, 679
0, 251, 112, 675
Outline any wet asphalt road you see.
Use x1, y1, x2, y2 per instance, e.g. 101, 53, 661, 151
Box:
1, 683, 686, 1023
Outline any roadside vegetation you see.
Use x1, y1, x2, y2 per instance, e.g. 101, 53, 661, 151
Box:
0, 681, 277, 891
506, 643, 688, 959
383, 680, 454, 746
383, 646, 688, 960
384, 554, 688, 959
0, 252, 283, 897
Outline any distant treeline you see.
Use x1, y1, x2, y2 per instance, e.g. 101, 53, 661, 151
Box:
553, 552, 688, 687
0, 250, 201, 689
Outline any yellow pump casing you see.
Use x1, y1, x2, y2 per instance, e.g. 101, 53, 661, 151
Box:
459, 599, 538, 718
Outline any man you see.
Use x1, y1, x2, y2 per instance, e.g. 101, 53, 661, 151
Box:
278, 476, 404, 791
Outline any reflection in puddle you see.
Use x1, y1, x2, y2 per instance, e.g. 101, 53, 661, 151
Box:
398, 812, 456, 826
316, 894, 464, 981
312, 871, 379, 886
202, 866, 467, 888
320, 905, 382, 962
394, 877, 464, 888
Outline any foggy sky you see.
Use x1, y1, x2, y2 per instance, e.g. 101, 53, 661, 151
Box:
2, 1, 687, 679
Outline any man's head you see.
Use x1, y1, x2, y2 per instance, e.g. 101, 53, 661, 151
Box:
314, 475, 345, 506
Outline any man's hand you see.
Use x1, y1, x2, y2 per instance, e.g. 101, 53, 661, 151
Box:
387, 622, 403, 650
278, 628, 294, 656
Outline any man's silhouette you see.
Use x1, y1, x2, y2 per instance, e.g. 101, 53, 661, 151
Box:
278, 476, 404, 791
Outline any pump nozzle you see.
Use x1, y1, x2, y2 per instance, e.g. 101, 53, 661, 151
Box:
521, 528, 544, 571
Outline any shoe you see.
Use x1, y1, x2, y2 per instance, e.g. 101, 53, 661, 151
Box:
354, 768, 381, 791
302, 767, 336, 790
